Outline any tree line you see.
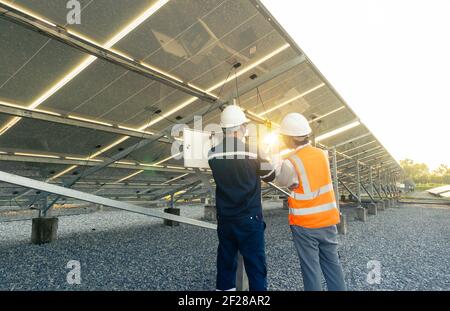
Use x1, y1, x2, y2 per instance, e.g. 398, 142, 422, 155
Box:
400, 159, 450, 184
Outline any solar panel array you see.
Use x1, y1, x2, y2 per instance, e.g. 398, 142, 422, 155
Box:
0, 0, 403, 209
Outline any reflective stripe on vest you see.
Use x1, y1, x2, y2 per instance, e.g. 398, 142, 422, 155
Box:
288, 154, 311, 192
290, 182, 334, 200
208, 151, 257, 160
289, 202, 337, 216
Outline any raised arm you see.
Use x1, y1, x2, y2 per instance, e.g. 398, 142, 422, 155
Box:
274, 159, 298, 189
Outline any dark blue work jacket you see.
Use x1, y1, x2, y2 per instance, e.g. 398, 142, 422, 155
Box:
208, 137, 275, 220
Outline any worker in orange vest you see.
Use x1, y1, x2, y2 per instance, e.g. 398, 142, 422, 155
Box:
273, 112, 347, 291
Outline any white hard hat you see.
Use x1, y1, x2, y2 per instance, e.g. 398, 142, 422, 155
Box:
279, 113, 312, 136
220, 105, 249, 128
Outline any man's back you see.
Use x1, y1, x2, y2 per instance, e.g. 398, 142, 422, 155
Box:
208, 137, 274, 219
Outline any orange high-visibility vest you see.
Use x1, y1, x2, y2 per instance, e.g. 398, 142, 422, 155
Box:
287, 145, 339, 229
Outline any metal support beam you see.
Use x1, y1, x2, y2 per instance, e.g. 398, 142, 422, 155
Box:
0, 154, 189, 174
338, 178, 359, 203
338, 150, 386, 166
378, 166, 382, 189
0, 170, 216, 229
384, 170, 392, 197
372, 183, 384, 200
377, 167, 388, 199
356, 159, 361, 202
360, 182, 376, 203
388, 171, 394, 197
338, 150, 390, 167
332, 148, 340, 211
334, 133, 372, 149
0, 102, 172, 143
340, 140, 376, 155
344, 146, 382, 158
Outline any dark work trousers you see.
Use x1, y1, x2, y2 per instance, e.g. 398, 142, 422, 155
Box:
290, 225, 347, 291
216, 214, 267, 291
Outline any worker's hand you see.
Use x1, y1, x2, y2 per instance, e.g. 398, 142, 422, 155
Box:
288, 183, 298, 191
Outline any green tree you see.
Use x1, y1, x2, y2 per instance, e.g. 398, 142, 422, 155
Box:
400, 159, 450, 185
432, 164, 450, 184
399, 159, 430, 183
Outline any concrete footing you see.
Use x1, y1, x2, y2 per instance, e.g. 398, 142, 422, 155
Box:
390, 198, 397, 208
384, 199, 391, 208
356, 206, 367, 222
367, 203, 377, 215
337, 213, 347, 235
377, 201, 385, 211
163, 208, 180, 226
204, 204, 217, 221
31, 217, 58, 244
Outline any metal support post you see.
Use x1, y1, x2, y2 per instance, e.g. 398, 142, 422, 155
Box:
164, 193, 180, 226
385, 170, 392, 198
378, 166, 382, 194
356, 160, 361, 203
332, 148, 347, 234
331, 148, 340, 211
354, 156, 367, 221
369, 166, 374, 199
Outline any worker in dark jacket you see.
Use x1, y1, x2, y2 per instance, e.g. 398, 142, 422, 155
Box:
208, 104, 275, 291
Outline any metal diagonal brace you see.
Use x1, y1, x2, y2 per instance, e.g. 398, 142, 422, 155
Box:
338, 178, 360, 203
360, 182, 376, 203
379, 184, 389, 198
0, 170, 216, 230
372, 184, 384, 200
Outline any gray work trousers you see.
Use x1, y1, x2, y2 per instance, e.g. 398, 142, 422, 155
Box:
290, 225, 347, 291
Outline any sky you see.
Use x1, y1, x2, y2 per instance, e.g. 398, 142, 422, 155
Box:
262, 0, 450, 171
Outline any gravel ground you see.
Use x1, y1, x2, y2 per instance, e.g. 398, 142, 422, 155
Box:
0, 203, 449, 291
